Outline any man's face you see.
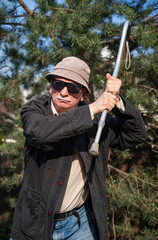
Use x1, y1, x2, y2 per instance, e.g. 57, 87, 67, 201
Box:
50, 77, 85, 114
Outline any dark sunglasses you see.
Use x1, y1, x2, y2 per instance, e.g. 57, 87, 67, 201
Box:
52, 79, 83, 94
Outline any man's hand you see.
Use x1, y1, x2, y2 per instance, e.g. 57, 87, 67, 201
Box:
105, 73, 122, 101
89, 73, 122, 115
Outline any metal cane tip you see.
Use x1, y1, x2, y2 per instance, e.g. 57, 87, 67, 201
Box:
89, 143, 99, 156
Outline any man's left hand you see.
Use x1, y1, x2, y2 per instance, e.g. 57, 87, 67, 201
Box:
105, 73, 122, 103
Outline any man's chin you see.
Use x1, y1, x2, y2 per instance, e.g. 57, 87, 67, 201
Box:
55, 104, 71, 113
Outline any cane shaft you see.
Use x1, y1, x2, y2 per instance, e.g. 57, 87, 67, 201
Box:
89, 20, 130, 156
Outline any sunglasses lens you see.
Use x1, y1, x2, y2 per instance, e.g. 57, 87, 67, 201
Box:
52, 81, 64, 91
52, 80, 81, 94
67, 84, 79, 94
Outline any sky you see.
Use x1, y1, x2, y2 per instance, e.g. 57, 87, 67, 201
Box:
18, 0, 65, 12
18, 0, 37, 12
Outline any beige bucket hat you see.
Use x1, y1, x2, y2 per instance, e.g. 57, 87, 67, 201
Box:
45, 56, 91, 93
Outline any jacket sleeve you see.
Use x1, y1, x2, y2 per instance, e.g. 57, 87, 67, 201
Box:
21, 99, 93, 151
108, 96, 147, 150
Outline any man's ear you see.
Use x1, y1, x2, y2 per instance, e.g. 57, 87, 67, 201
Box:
49, 82, 52, 94
80, 88, 87, 101
49, 88, 52, 94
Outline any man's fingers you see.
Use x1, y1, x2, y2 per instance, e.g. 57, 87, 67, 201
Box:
105, 73, 122, 95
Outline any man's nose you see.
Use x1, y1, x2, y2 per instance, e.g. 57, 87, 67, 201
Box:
60, 86, 69, 95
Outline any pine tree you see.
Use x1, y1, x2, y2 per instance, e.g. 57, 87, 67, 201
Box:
0, 0, 157, 239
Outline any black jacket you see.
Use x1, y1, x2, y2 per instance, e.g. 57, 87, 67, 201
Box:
11, 94, 147, 240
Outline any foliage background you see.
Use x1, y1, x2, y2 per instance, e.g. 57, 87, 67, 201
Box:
0, 0, 158, 239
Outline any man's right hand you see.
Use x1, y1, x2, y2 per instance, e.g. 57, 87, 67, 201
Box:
89, 92, 117, 115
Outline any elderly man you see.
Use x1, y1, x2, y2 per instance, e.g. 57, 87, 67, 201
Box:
10, 56, 146, 240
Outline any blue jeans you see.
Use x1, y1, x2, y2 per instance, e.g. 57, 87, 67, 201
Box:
52, 202, 98, 240
10, 203, 98, 240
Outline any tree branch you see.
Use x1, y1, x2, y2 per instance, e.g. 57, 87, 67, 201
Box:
144, 13, 158, 23
8, 5, 21, 14
6, 14, 28, 18
17, 0, 32, 15
108, 164, 157, 187
0, 66, 15, 78
1, 22, 26, 26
